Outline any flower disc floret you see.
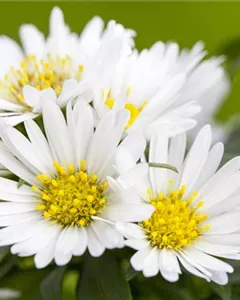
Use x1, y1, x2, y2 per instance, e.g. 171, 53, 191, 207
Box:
34, 160, 108, 227
140, 185, 210, 250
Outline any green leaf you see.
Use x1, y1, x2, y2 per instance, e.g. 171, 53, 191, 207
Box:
78, 251, 132, 300
40, 266, 66, 300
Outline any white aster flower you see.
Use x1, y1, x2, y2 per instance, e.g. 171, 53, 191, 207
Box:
117, 125, 240, 285
0, 7, 135, 125
92, 41, 229, 139
0, 100, 153, 268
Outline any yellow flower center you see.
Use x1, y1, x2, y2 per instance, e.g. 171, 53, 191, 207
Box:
0, 54, 84, 109
104, 88, 147, 129
140, 185, 210, 250
33, 160, 108, 227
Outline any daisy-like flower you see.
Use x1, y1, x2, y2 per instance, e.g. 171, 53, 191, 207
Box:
93, 41, 228, 138
0, 7, 135, 125
0, 100, 153, 268
117, 125, 240, 285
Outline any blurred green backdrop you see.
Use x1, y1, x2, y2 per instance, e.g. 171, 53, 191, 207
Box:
0, 1, 240, 122
0, 1, 240, 120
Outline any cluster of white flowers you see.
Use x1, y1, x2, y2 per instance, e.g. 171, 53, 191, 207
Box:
0, 7, 238, 286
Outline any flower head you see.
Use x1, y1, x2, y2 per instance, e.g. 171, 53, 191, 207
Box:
93, 42, 228, 139
0, 99, 153, 268
118, 125, 240, 285
0, 7, 135, 125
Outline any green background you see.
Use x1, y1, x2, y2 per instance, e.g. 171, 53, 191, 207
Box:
1, 1, 240, 122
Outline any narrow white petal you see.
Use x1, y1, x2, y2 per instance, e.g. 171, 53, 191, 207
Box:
92, 220, 123, 249
115, 222, 146, 240
0, 36, 23, 77
180, 125, 212, 196
183, 247, 233, 273
0, 202, 36, 215
125, 239, 149, 250
142, 247, 159, 277
159, 249, 181, 273
209, 270, 228, 285
19, 24, 45, 56
87, 226, 105, 257
130, 246, 152, 271
117, 163, 148, 189
177, 252, 209, 280
103, 203, 154, 222
0, 145, 38, 186
194, 240, 239, 257
0, 177, 35, 195
193, 142, 224, 190
72, 227, 87, 256
43, 101, 74, 166
35, 230, 60, 269
206, 212, 240, 235
149, 132, 169, 195
0, 211, 40, 226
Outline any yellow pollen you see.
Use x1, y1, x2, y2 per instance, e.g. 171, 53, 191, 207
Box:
105, 95, 148, 130
33, 160, 108, 227
0, 54, 84, 108
140, 185, 210, 250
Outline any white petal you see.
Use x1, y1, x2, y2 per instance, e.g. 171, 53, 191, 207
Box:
72, 101, 94, 164
19, 24, 45, 57
35, 230, 60, 269
0, 211, 40, 226
0, 99, 22, 112
125, 239, 149, 250
118, 132, 146, 164
209, 270, 228, 285
194, 240, 239, 257
1, 125, 50, 175
87, 225, 105, 257
179, 125, 212, 196
142, 247, 159, 277
0, 36, 23, 77
0, 145, 38, 186
206, 212, 240, 235
55, 227, 76, 265
72, 227, 87, 256
203, 233, 240, 247
103, 203, 154, 222
117, 163, 148, 188
130, 246, 152, 271
196, 156, 240, 204
183, 247, 233, 273
0, 177, 35, 195
159, 249, 181, 273
115, 222, 146, 239
0, 202, 36, 215
24, 119, 54, 169
149, 131, 169, 195
177, 252, 209, 280
43, 101, 74, 166
92, 220, 123, 249
193, 142, 224, 190
159, 250, 179, 282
